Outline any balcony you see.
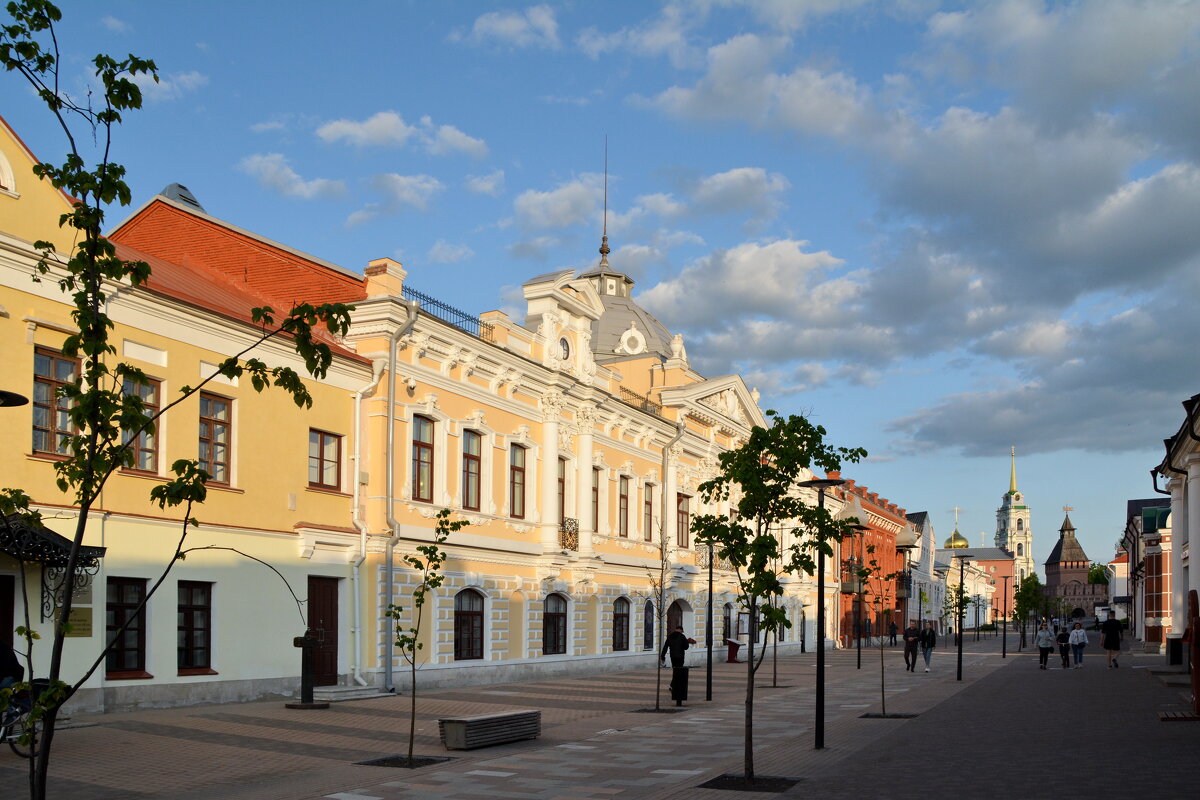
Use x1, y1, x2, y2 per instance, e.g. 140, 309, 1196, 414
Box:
404, 285, 494, 342
558, 518, 579, 550
696, 548, 735, 571
840, 559, 863, 594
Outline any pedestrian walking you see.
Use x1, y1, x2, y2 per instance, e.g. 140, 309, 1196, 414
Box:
1034, 623, 1054, 669
902, 619, 920, 672
888, 621, 898, 646
1068, 621, 1088, 668
919, 620, 937, 672
1056, 627, 1071, 669
1101, 615, 1122, 668
659, 625, 694, 668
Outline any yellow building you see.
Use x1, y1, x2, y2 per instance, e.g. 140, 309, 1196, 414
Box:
3, 114, 832, 708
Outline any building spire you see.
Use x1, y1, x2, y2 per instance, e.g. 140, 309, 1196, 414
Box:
598, 135, 610, 268
1009, 446, 1017, 495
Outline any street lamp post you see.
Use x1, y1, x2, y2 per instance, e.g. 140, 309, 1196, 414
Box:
706, 536, 714, 701
1001, 574, 1010, 658
799, 476, 846, 751
851, 524, 868, 669
955, 555, 966, 681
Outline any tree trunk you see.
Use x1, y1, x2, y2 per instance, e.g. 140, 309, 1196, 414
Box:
744, 601, 756, 783
879, 635, 887, 716
408, 659, 417, 762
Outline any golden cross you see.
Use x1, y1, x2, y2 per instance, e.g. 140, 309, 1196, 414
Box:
1062, 505, 1073, 514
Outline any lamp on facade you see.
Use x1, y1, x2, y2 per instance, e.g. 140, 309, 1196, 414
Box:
798, 475, 846, 751
0, 390, 28, 407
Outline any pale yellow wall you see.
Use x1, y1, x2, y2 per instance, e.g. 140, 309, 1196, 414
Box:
0, 120, 77, 256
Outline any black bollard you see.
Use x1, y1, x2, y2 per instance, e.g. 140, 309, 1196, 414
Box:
285, 629, 329, 709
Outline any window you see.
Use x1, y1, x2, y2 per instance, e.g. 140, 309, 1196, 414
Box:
722, 603, 733, 642
178, 581, 212, 672
643, 600, 655, 650
557, 457, 567, 524
676, 494, 691, 548
618, 477, 629, 538
613, 597, 630, 651
543, 593, 567, 655
462, 430, 481, 511
454, 590, 484, 660
643, 486, 654, 542
1017, 543, 1024, 557
122, 376, 160, 473
1017, 519, 1023, 530
592, 467, 601, 531
308, 429, 342, 490
107, 578, 147, 675
509, 444, 526, 519
412, 415, 434, 502
198, 393, 231, 485
32, 347, 78, 456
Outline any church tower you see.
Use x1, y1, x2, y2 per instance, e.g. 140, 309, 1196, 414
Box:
995, 448, 1035, 581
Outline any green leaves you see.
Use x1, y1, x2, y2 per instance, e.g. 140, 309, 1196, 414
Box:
389, 509, 469, 659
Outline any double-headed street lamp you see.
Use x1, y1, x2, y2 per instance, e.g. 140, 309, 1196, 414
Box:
1001, 574, 1010, 659
798, 476, 845, 751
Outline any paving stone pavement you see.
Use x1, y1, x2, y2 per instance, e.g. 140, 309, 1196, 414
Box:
1, 635, 1194, 800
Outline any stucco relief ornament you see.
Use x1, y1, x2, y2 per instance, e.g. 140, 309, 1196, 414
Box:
614, 321, 646, 355
408, 330, 431, 357
541, 389, 564, 422
576, 404, 596, 429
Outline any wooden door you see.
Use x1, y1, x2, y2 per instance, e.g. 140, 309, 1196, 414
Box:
307, 576, 339, 686
0, 575, 13, 649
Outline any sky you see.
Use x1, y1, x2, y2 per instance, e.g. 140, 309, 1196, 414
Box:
4, 0, 1198, 574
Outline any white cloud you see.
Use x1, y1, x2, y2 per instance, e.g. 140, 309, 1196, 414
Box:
427, 240, 475, 263
508, 235, 562, 261
130, 70, 208, 102
454, 4, 560, 49
512, 174, 602, 230
317, 111, 417, 147
238, 154, 344, 199
419, 116, 488, 158
101, 15, 129, 33
371, 173, 444, 211
636, 193, 686, 218
250, 120, 286, 133
466, 170, 505, 196
577, 5, 700, 69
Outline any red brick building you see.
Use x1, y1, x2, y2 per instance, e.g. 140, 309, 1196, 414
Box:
834, 480, 908, 646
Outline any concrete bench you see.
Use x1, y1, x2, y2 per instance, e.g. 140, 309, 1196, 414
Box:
438, 709, 541, 750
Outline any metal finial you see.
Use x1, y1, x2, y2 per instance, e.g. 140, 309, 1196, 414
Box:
599, 136, 610, 267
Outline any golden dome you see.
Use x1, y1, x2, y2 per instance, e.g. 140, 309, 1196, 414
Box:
944, 528, 969, 549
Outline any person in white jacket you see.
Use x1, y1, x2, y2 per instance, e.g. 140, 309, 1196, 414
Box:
1068, 622, 1089, 668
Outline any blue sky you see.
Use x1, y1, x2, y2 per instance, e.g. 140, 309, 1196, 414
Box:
6, 0, 1199, 573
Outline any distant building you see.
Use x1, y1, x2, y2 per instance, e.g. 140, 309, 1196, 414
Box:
905, 511, 945, 629
994, 448, 1035, 582
1043, 513, 1108, 621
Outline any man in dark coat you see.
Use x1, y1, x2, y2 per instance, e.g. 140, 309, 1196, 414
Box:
0, 641, 23, 690
659, 625, 695, 668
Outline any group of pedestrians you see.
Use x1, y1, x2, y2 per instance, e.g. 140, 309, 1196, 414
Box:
1034, 617, 1123, 669
901, 620, 938, 672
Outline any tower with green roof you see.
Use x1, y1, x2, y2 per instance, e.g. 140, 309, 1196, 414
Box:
994, 447, 1035, 581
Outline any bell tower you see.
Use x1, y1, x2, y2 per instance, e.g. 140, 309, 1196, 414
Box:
995, 448, 1035, 581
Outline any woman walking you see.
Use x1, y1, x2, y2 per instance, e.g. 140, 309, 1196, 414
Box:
1034, 623, 1055, 670
1101, 615, 1122, 668
1068, 621, 1088, 668
1056, 626, 1071, 669
919, 621, 937, 673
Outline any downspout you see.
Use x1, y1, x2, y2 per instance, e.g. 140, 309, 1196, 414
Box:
384, 300, 420, 693
349, 359, 387, 687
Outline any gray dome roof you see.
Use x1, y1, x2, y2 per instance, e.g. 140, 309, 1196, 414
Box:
579, 264, 674, 363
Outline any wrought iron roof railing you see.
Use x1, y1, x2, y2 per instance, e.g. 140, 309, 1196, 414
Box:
405, 285, 494, 342
618, 386, 662, 416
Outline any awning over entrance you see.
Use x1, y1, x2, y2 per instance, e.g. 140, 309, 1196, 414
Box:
0, 514, 106, 568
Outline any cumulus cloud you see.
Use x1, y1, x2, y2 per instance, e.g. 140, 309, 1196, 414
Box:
512, 174, 603, 230
453, 5, 560, 49
317, 111, 487, 157
238, 154, 344, 199
130, 70, 208, 102
101, 15, 129, 33
371, 173, 444, 211
690, 167, 790, 222
577, 5, 700, 69
507, 235, 562, 261
465, 170, 505, 196
427, 240, 475, 263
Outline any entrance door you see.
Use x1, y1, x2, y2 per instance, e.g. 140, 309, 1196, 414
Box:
0, 575, 13, 649
307, 577, 339, 687
667, 600, 683, 633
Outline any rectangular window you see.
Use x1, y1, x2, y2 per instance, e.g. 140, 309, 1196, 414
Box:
509, 444, 526, 518
198, 393, 231, 485
592, 467, 601, 532
412, 415, 434, 502
177, 581, 212, 672
557, 457, 567, 524
676, 494, 691, 548
308, 429, 342, 490
32, 347, 78, 456
122, 376, 160, 473
618, 477, 630, 538
106, 578, 147, 675
462, 430, 481, 511
644, 486, 654, 542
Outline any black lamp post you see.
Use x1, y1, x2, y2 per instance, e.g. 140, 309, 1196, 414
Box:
799, 476, 846, 751
1001, 574, 1010, 658
849, 523, 867, 669
955, 555, 966, 681
706, 536, 714, 701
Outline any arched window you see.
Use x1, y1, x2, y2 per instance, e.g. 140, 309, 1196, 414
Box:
544, 594, 567, 655
1017, 543, 1023, 556
643, 600, 655, 650
1016, 519, 1023, 531
613, 598, 630, 651
454, 590, 484, 660
722, 603, 733, 642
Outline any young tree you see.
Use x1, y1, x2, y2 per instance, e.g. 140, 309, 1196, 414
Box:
385, 509, 468, 765
692, 411, 865, 784
1012, 573, 1044, 650
646, 515, 671, 711
857, 544, 897, 715
1087, 562, 1109, 585
1, 4, 352, 797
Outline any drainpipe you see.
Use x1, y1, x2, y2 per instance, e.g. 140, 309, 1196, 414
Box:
349, 359, 387, 687
384, 300, 420, 693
